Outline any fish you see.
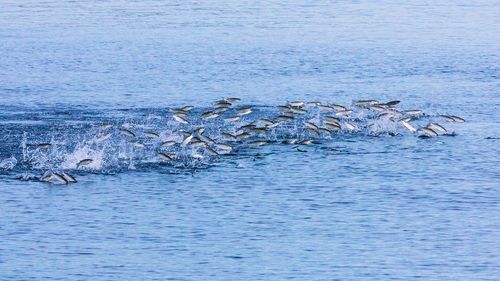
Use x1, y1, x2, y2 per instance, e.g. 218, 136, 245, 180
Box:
198, 134, 216, 145
323, 122, 341, 130
299, 139, 312, 145
226, 97, 241, 103
289, 101, 305, 107
370, 104, 388, 111
205, 147, 219, 156
303, 121, 319, 130
119, 128, 136, 138
182, 134, 194, 146
276, 115, 295, 122
382, 100, 400, 106
306, 128, 320, 137
52, 173, 68, 184
181, 105, 194, 111
324, 116, 340, 123
336, 110, 352, 117
318, 128, 332, 135
290, 107, 308, 114
331, 104, 348, 111
355, 100, 379, 107
96, 133, 112, 142
37, 143, 52, 149
266, 121, 281, 129
173, 114, 189, 124
248, 140, 267, 147
343, 122, 356, 131
221, 133, 238, 141
158, 152, 174, 161
248, 128, 268, 134
191, 141, 207, 148
213, 107, 229, 114
400, 119, 417, 133
237, 123, 257, 131
225, 116, 241, 122
417, 127, 438, 137
238, 107, 252, 116
305, 101, 321, 107
194, 127, 205, 135
443, 115, 465, 123
162, 140, 177, 147
215, 143, 233, 151
427, 123, 447, 134
283, 139, 298, 144
144, 131, 160, 138
236, 132, 252, 140
62, 172, 77, 183
40, 173, 53, 182
318, 105, 336, 111
201, 111, 219, 120
77, 159, 93, 167
404, 109, 423, 116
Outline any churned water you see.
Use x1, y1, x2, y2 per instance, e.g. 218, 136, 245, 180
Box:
1, 1, 499, 280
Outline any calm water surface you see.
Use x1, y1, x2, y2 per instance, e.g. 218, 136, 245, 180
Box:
0, 1, 499, 280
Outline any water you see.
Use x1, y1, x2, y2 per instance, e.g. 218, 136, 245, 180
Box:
1, 1, 499, 280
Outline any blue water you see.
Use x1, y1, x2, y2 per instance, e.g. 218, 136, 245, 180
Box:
1, 1, 499, 280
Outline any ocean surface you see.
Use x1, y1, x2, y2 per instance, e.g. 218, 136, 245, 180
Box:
1, 0, 499, 280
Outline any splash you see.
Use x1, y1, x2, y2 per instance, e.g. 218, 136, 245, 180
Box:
0, 99, 465, 183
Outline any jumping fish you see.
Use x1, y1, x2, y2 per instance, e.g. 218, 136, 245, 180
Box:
225, 116, 241, 122
181, 105, 194, 111
221, 133, 238, 141
173, 114, 189, 124
417, 127, 438, 138
215, 143, 233, 151
96, 133, 112, 142
400, 119, 417, 133
77, 159, 93, 167
343, 122, 356, 131
238, 107, 253, 116
37, 143, 52, 149
182, 134, 194, 146
201, 111, 219, 120
427, 123, 447, 134
119, 128, 136, 138
248, 140, 267, 147
162, 140, 177, 147
144, 131, 160, 138
336, 110, 352, 117
303, 121, 319, 130
158, 152, 174, 161
62, 172, 77, 183
52, 173, 68, 184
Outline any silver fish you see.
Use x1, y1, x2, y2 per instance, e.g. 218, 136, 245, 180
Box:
238, 107, 253, 116
173, 114, 189, 124
144, 131, 160, 138
400, 119, 417, 133
162, 140, 177, 147
62, 172, 77, 183
303, 121, 319, 130
225, 116, 241, 122
77, 159, 93, 167
158, 152, 174, 161
119, 128, 136, 138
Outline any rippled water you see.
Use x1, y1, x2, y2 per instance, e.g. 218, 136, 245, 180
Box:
1, 0, 499, 280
